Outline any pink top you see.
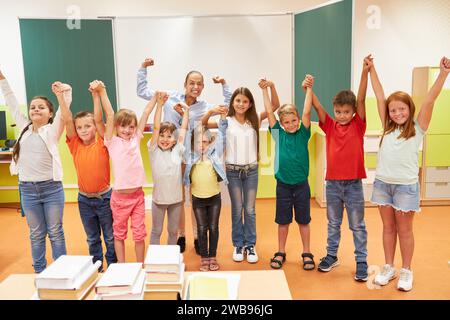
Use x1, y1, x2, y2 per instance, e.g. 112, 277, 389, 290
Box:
104, 131, 146, 190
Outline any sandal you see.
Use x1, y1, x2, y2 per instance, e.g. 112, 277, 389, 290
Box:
200, 257, 210, 272
209, 257, 220, 271
270, 252, 286, 269
302, 253, 315, 271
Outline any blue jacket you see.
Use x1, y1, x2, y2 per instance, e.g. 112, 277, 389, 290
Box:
183, 119, 228, 186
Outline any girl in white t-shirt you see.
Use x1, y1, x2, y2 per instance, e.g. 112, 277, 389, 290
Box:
202, 80, 280, 263
368, 56, 450, 292
148, 93, 189, 245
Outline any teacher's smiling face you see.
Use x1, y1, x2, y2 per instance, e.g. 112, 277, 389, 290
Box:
184, 72, 204, 100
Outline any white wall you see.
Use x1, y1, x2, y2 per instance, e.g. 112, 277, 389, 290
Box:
115, 15, 292, 119
0, 0, 326, 105
353, 0, 450, 96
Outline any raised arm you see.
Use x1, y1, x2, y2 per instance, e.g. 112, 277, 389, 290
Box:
178, 103, 190, 144
0, 69, 30, 129
417, 56, 450, 131
92, 81, 115, 141
356, 55, 372, 121
137, 58, 156, 100
52, 81, 76, 138
259, 79, 281, 123
91, 87, 105, 138
302, 86, 312, 129
212, 76, 232, 106
261, 86, 277, 128
139, 92, 159, 134
302, 75, 327, 124
368, 59, 387, 126
201, 106, 227, 129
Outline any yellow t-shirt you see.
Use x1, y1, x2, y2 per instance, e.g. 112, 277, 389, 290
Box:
190, 159, 220, 198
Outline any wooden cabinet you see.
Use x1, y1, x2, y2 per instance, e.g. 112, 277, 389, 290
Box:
413, 67, 450, 205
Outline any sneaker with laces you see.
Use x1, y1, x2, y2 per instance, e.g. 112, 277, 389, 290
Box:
232, 246, 244, 262
374, 264, 396, 286
397, 268, 413, 292
245, 246, 259, 263
354, 262, 368, 282
317, 255, 339, 272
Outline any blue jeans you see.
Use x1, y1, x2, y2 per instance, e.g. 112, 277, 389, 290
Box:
226, 166, 258, 247
19, 180, 67, 273
326, 180, 368, 262
78, 190, 117, 268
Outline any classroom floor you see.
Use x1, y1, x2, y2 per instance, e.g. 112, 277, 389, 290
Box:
0, 199, 449, 300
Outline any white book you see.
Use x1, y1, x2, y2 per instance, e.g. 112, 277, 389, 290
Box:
35, 255, 94, 290
144, 245, 181, 272
98, 270, 145, 300
145, 268, 184, 292
145, 262, 185, 283
95, 263, 142, 294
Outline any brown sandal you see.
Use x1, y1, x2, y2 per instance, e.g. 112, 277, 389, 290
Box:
209, 257, 220, 271
200, 257, 210, 271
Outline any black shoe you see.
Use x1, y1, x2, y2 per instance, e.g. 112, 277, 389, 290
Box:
194, 239, 200, 255
177, 236, 186, 253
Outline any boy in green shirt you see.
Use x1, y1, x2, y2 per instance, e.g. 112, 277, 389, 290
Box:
261, 76, 315, 270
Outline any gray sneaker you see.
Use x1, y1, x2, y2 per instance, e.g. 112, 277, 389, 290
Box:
354, 262, 368, 282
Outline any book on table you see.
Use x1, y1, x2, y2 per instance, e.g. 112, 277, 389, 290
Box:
143, 290, 180, 300
144, 244, 181, 272
95, 263, 143, 295
145, 263, 185, 292
96, 269, 146, 300
35, 255, 95, 290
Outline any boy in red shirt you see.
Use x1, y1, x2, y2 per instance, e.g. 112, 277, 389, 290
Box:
304, 55, 372, 281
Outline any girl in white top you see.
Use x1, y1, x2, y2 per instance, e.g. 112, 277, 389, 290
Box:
148, 93, 189, 245
0, 69, 71, 273
368, 56, 450, 292
202, 80, 280, 263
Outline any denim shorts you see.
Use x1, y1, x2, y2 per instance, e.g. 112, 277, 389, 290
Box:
275, 180, 311, 225
371, 179, 421, 213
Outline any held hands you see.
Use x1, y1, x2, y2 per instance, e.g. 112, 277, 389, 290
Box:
363, 54, 374, 72
258, 79, 274, 89
301, 74, 314, 91
142, 58, 154, 68
155, 91, 169, 106
89, 80, 106, 93
212, 76, 226, 85
173, 102, 186, 116
51, 81, 71, 96
440, 56, 450, 74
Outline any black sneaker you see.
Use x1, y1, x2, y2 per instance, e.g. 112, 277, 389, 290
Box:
317, 255, 339, 272
354, 262, 369, 282
194, 239, 200, 255
177, 236, 186, 253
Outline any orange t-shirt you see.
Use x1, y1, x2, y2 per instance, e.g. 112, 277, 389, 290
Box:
66, 134, 110, 193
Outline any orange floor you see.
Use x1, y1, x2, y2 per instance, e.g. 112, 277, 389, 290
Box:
0, 199, 449, 299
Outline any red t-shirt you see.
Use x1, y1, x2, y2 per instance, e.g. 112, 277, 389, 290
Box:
319, 113, 366, 180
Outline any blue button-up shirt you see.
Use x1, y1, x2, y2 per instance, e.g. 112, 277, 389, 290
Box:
137, 68, 232, 129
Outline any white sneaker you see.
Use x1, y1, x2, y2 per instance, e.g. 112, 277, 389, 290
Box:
245, 246, 259, 263
397, 268, 413, 292
374, 264, 396, 286
232, 246, 244, 262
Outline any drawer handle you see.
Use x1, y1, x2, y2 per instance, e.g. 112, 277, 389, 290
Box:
435, 182, 449, 186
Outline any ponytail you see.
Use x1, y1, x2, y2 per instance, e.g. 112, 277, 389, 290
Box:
12, 122, 32, 163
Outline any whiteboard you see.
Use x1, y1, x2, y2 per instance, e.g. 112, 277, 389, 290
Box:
114, 14, 293, 123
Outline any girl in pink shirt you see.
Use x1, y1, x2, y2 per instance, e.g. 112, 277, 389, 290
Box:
91, 80, 161, 263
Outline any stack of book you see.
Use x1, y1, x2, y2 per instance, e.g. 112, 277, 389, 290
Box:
35, 255, 100, 300
143, 245, 184, 300
94, 263, 145, 300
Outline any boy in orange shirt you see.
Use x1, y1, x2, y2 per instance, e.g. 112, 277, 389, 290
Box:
55, 81, 117, 271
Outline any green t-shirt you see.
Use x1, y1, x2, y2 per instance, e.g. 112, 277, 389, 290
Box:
269, 121, 311, 185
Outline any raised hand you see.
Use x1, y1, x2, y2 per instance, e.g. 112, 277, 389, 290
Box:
212, 76, 226, 85
258, 79, 274, 89
141, 58, 154, 68
51, 81, 63, 95
301, 74, 314, 90
89, 80, 105, 93
173, 103, 184, 116
441, 56, 450, 74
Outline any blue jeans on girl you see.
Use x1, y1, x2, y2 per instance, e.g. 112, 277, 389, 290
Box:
19, 180, 67, 273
